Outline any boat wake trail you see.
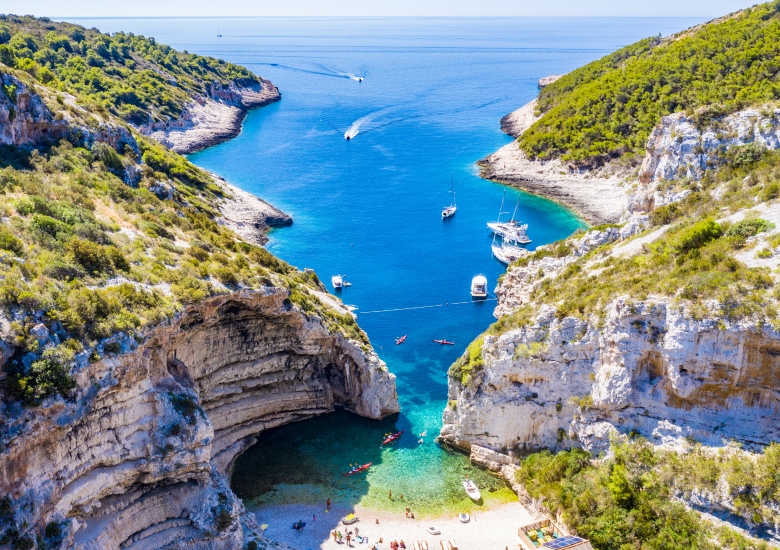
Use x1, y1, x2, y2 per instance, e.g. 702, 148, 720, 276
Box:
249, 63, 365, 81
344, 114, 375, 140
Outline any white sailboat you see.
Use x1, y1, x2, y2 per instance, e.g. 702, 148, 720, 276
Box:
470, 275, 488, 298
487, 194, 531, 244
442, 174, 457, 219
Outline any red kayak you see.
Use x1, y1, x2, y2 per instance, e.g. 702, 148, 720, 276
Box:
433, 339, 455, 345
344, 462, 372, 476
396, 335, 407, 345
382, 431, 404, 446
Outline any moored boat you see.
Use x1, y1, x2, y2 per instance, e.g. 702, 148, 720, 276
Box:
491, 239, 528, 264
396, 335, 408, 345
382, 430, 404, 445
463, 478, 481, 501
332, 275, 343, 289
442, 174, 457, 219
470, 275, 487, 299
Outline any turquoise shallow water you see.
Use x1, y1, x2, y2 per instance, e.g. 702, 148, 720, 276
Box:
74, 15, 706, 515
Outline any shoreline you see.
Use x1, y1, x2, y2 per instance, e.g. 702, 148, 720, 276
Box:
481, 98, 630, 226
213, 174, 293, 246
252, 501, 534, 550
142, 79, 281, 154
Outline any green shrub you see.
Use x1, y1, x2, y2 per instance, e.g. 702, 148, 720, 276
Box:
66, 237, 113, 274
724, 218, 775, 239
0, 229, 23, 255
31, 214, 70, 237
673, 219, 723, 253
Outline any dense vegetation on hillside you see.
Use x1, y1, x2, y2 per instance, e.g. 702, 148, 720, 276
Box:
0, 40, 359, 408
518, 439, 778, 549
488, 146, 780, 335
0, 14, 258, 125
520, 1, 780, 165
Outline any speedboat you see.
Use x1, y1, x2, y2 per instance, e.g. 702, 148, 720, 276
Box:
344, 462, 372, 476
433, 339, 455, 345
470, 275, 488, 299
463, 478, 481, 501
382, 431, 404, 445
458, 513, 470, 523
396, 335, 408, 345
426, 527, 441, 536
332, 275, 343, 289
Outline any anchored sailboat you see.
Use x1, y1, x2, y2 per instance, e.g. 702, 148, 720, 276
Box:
442, 174, 457, 219
487, 193, 531, 244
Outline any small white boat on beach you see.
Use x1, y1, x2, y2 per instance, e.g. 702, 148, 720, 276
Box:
442, 174, 457, 219
458, 513, 470, 523
470, 275, 488, 298
332, 275, 343, 289
463, 478, 481, 501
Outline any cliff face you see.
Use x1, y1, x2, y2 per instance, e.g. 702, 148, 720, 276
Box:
630, 107, 780, 213
140, 80, 281, 154
0, 288, 398, 549
440, 296, 780, 455
0, 74, 69, 146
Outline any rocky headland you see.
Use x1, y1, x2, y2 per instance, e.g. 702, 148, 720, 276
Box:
141, 79, 281, 154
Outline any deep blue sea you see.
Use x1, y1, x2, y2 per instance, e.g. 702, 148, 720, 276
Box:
74, 15, 706, 514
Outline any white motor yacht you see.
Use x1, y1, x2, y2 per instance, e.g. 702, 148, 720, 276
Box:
331, 275, 343, 289
470, 275, 488, 298
492, 235, 528, 264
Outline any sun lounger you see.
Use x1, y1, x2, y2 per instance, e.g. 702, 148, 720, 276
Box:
413, 543, 421, 550
421, 542, 429, 550
449, 540, 458, 550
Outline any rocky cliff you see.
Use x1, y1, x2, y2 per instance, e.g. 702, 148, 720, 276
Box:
440, 296, 780, 455
141, 80, 281, 154
0, 288, 398, 549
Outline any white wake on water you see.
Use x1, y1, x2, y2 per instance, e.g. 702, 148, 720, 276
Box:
344, 114, 375, 140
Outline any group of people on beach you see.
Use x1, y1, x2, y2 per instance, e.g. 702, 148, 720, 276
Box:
332, 526, 371, 546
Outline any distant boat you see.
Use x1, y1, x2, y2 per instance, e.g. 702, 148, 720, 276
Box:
217, 29, 222, 37
396, 335, 408, 345
463, 478, 481, 501
433, 339, 455, 345
332, 275, 343, 289
470, 275, 488, 299
442, 174, 457, 219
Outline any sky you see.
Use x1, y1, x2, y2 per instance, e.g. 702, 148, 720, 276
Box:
2, 0, 764, 18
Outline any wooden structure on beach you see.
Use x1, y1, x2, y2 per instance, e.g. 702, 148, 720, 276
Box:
517, 519, 593, 550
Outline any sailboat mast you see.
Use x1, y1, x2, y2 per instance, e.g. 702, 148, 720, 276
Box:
451, 174, 456, 207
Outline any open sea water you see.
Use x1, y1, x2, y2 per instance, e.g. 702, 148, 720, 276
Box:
74, 15, 705, 516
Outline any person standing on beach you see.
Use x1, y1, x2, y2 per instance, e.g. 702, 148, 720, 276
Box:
388, 490, 392, 500
326, 498, 331, 512
346, 533, 352, 546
